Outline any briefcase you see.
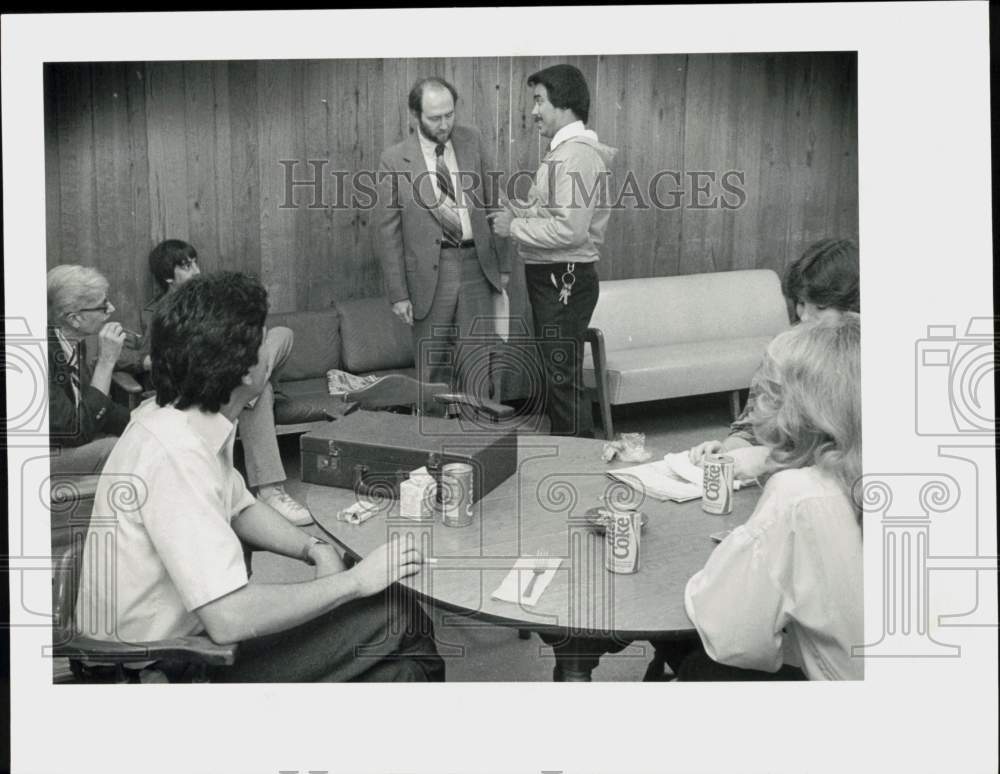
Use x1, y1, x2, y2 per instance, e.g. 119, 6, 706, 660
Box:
300, 411, 517, 502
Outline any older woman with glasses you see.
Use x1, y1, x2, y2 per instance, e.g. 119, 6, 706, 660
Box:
47, 264, 131, 474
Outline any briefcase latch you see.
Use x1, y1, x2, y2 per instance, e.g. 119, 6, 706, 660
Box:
318, 440, 341, 472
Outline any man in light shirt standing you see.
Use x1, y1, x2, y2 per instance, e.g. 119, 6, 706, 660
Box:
491, 64, 616, 437
373, 76, 509, 414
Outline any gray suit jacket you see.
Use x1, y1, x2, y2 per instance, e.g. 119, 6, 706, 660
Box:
373, 125, 509, 320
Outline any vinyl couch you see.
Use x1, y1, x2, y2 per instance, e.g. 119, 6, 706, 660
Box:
583, 269, 790, 438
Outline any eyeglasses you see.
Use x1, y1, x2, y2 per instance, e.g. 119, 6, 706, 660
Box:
75, 298, 113, 314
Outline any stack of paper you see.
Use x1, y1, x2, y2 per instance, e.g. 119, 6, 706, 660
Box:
607, 459, 702, 502
662, 452, 756, 491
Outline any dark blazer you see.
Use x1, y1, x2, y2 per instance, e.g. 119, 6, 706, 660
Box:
114, 295, 161, 380
48, 327, 130, 447
373, 125, 510, 320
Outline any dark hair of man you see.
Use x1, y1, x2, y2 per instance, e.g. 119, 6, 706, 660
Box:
783, 238, 860, 315
527, 64, 590, 124
149, 239, 198, 295
151, 271, 268, 412
407, 76, 459, 116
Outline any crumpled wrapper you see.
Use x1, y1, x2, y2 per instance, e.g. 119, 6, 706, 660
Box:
602, 432, 653, 463
336, 500, 380, 525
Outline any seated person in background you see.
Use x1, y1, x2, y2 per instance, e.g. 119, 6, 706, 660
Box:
75, 271, 444, 682
47, 265, 131, 475
681, 313, 862, 680
688, 238, 860, 479
122, 239, 313, 525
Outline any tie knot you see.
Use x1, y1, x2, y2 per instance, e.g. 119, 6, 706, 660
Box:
435, 143, 446, 157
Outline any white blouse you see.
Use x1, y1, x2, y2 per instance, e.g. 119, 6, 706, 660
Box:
685, 466, 864, 680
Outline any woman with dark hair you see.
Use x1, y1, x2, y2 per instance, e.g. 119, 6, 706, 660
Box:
689, 238, 859, 466
680, 313, 863, 680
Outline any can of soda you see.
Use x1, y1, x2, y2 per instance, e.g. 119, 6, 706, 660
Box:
604, 509, 641, 574
702, 454, 734, 515
440, 463, 474, 527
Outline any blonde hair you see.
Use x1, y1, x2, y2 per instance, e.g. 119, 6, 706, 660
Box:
47, 265, 109, 323
750, 312, 861, 505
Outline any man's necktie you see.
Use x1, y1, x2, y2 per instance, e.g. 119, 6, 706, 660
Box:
67, 344, 82, 406
434, 143, 465, 247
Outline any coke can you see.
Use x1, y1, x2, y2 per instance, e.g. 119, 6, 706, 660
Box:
605, 509, 641, 574
702, 454, 734, 515
440, 463, 474, 527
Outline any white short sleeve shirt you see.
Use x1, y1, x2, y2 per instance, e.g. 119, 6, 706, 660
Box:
75, 400, 255, 643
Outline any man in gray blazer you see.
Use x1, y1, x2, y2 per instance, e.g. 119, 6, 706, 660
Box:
373, 76, 509, 413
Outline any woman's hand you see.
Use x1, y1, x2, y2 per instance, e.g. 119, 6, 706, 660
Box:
689, 440, 722, 465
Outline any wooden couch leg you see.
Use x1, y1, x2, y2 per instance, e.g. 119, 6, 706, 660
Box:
585, 327, 614, 440
729, 389, 742, 421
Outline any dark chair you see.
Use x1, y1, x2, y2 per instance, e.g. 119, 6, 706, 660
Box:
50, 476, 236, 683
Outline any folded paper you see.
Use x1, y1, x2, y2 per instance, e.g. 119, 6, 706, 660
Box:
491, 555, 563, 607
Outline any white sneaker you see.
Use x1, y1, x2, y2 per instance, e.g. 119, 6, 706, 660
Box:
258, 485, 313, 526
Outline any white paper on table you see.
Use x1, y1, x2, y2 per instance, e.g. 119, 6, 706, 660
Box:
491, 555, 562, 607
662, 451, 756, 491
607, 460, 701, 502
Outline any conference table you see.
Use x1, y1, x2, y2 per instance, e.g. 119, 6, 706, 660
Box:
306, 434, 760, 681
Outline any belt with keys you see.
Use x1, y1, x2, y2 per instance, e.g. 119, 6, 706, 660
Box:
550, 262, 576, 305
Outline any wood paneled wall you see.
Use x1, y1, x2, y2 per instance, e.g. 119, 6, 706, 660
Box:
44, 53, 857, 327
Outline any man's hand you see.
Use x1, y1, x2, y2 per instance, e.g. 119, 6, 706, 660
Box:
142, 354, 152, 371
96, 322, 127, 365
309, 542, 348, 578
392, 300, 414, 326
488, 209, 513, 238
500, 272, 510, 290
350, 539, 425, 597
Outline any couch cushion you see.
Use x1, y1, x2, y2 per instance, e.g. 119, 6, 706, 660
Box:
588, 270, 789, 352
277, 376, 331, 401
268, 309, 341, 382
336, 297, 414, 373
583, 336, 774, 404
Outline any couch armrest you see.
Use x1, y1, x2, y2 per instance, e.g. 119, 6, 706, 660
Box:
584, 327, 614, 439
111, 371, 144, 411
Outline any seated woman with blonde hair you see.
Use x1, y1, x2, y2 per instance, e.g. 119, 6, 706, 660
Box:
680, 312, 863, 680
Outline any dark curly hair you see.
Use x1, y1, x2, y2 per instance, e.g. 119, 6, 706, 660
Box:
782, 238, 860, 317
151, 272, 268, 412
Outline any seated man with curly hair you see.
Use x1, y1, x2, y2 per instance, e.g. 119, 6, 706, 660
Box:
75, 271, 444, 682
116, 239, 314, 525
